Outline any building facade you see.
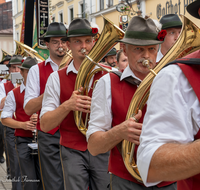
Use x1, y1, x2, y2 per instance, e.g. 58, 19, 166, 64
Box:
0, 0, 13, 60
12, 0, 196, 51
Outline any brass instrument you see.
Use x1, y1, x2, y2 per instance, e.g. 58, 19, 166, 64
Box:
59, 50, 73, 69
122, 13, 200, 183
24, 49, 44, 63
74, 15, 125, 135
1, 49, 11, 62
15, 40, 45, 61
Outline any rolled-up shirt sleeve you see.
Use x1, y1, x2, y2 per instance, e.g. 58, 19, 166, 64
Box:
86, 73, 112, 142
1, 90, 15, 119
24, 65, 40, 108
137, 65, 200, 186
40, 71, 60, 118
0, 82, 6, 104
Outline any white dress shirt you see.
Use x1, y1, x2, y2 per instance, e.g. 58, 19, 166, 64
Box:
86, 64, 141, 141
137, 64, 200, 187
23, 57, 59, 109
156, 49, 163, 62
1, 83, 26, 119
0, 79, 16, 106
40, 61, 122, 119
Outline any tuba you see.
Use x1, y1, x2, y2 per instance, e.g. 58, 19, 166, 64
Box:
122, 13, 200, 182
74, 16, 125, 135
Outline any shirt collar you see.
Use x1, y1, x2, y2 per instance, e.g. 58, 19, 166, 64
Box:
20, 82, 26, 93
66, 60, 78, 75
120, 64, 142, 82
45, 56, 58, 66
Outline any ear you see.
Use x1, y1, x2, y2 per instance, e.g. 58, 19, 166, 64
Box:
123, 44, 127, 57
45, 41, 49, 49
66, 40, 71, 50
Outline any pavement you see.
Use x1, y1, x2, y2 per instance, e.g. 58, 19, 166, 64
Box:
0, 154, 12, 190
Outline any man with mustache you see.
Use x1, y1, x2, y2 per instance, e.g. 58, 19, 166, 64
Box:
40, 18, 111, 190
24, 22, 67, 190
86, 16, 176, 189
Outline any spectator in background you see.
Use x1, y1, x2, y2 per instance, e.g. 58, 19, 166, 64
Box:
103, 47, 117, 67
156, 14, 182, 62
116, 49, 128, 72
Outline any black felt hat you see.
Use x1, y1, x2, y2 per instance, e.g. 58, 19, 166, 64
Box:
0, 55, 11, 64
40, 22, 67, 39
118, 16, 164, 46
160, 14, 182, 29
18, 57, 37, 70
62, 18, 98, 41
187, 0, 200, 19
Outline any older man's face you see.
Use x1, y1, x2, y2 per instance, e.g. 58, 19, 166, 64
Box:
124, 44, 158, 80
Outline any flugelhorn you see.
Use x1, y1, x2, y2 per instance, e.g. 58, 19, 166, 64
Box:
122, 13, 200, 183
74, 15, 124, 136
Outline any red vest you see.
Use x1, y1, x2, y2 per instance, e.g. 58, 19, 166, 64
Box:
177, 50, 200, 190
37, 61, 59, 135
13, 86, 32, 137
4, 81, 14, 95
109, 73, 174, 187
58, 66, 109, 151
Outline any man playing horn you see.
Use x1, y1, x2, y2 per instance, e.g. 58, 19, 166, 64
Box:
24, 22, 67, 190
156, 14, 182, 62
86, 16, 176, 189
0, 55, 23, 190
40, 18, 111, 190
137, 1, 200, 190
1, 57, 42, 190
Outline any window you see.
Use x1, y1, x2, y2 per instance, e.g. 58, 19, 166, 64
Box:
80, 3, 84, 18
52, 16, 55, 22
16, 32, 19, 41
16, 0, 18, 13
100, 0, 104, 10
108, 0, 113, 7
70, 8, 74, 21
59, 12, 63, 23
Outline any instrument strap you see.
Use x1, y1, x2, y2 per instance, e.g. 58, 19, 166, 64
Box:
166, 58, 200, 66
112, 71, 140, 86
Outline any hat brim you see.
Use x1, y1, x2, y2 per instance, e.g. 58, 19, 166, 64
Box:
163, 24, 182, 29
39, 34, 67, 39
117, 38, 163, 46
62, 33, 97, 41
17, 66, 29, 70
187, 1, 200, 19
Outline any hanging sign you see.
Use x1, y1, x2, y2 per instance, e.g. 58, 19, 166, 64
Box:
37, 0, 49, 48
122, 15, 128, 32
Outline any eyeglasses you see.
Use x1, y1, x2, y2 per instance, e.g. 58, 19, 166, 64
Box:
50, 40, 66, 47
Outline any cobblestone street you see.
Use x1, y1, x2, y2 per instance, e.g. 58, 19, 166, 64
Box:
0, 155, 11, 190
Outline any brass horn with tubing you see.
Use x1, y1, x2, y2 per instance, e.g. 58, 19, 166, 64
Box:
74, 15, 125, 136
58, 50, 73, 70
122, 13, 200, 183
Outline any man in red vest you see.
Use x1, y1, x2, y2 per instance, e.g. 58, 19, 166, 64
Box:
0, 54, 11, 164
87, 16, 176, 189
0, 54, 23, 190
24, 22, 67, 190
137, 2, 200, 190
40, 18, 111, 190
1, 57, 42, 190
